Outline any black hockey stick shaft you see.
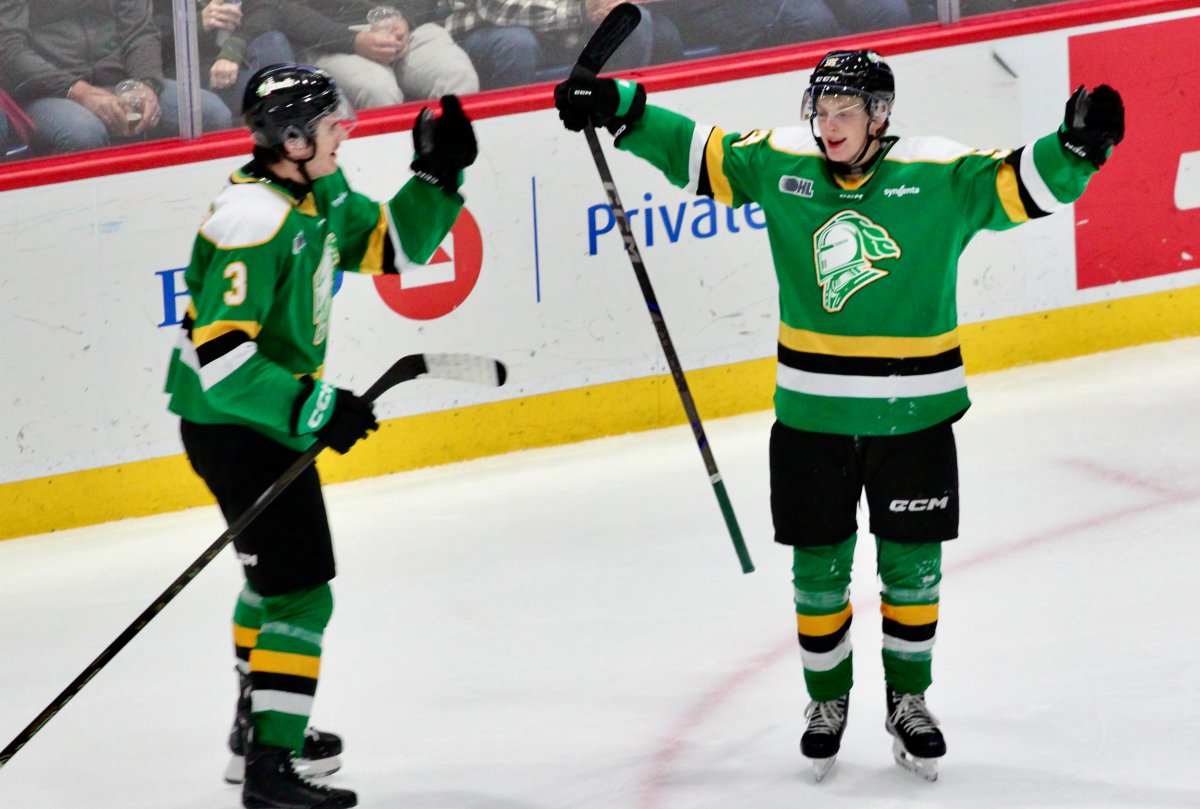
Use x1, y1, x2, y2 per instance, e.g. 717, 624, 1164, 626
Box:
580, 123, 753, 574
570, 6, 751, 574
0, 353, 503, 769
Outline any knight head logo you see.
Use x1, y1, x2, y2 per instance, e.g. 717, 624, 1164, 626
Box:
812, 210, 901, 312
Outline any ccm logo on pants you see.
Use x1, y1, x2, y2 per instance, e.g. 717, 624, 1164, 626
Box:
889, 497, 950, 512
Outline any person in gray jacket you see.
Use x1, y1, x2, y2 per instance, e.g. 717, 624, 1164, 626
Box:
0, 0, 232, 155
278, 0, 478, 109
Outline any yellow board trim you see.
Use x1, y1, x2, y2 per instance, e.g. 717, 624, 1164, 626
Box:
249, 648, 321, 679
3, 284, 1200, 541
796, 604, 853, 637
780, 323, 960, 358
880, 602, 939, 626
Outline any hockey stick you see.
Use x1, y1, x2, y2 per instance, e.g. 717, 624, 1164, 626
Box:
0, 353, 506, 770
570, 7, 754, 575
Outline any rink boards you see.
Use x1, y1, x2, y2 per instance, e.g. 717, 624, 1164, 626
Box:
1, 0, 1197, 539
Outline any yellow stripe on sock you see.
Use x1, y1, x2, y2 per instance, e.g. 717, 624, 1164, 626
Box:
249, 649, 321, 679
233, 624, 259, 650
796, 604, 852, 637
880, 602, 939, 626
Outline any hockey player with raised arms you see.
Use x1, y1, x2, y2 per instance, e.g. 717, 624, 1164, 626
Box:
165, 64, 477, 808
554, 50, 1124, 781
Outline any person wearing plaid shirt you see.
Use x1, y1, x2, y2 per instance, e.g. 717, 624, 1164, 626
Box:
442, 0, 676, 90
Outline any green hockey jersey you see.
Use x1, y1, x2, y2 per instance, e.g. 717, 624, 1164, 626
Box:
165, 164, 462, 450
618, 105, 1097, 436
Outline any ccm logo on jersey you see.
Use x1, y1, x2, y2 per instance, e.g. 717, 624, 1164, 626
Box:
238, 552, 259, 567
890, 497, 949, 512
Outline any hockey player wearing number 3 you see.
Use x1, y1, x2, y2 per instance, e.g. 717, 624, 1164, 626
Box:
555, 50, 1124, 782
164, 64, 477, 808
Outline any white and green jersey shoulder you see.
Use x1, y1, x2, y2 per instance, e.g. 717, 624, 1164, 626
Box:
618, 105, 1096, 436
164, 165, 463, 449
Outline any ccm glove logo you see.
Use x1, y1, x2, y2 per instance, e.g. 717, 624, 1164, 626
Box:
307, 381, 336, 430
889, 497, 950, 513
293, 378, 339, 436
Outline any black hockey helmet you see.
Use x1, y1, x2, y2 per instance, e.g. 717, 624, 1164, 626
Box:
802, 50, 895, 125
242, 64, 354, 151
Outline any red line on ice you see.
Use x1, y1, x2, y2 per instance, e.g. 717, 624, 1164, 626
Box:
636, 465, 1200, 809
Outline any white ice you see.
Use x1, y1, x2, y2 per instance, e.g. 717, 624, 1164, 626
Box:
2, 338, 1200, 808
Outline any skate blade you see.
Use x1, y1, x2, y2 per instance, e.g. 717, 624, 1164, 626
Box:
891, 739, 938, 782
223, 754, 245, 784
809, 755, 836, 783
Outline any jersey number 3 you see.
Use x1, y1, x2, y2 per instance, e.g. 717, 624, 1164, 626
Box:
223, 262, 248, 306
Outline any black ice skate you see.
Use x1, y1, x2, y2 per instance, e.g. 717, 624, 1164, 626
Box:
225, 669, 344, 783
242, 744, 357, 809
800, 695, 849, 782
884, 687, 946, 782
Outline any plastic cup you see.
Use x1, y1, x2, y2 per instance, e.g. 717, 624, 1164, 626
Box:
367, 5, 403, 32
115, 80, 146, 122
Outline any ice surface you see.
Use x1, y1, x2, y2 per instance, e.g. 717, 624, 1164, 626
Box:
2, 338, 1199, 808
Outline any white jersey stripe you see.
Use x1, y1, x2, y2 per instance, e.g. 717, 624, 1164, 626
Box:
199, 341, 258, 391
174, 329, 200, 374
777, 365, 967, 399
684, 124, 713, 195
385, 205, 419, 273
1019, 145, 1065, 214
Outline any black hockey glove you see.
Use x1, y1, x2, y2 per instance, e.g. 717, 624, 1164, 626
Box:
292, 378, 379, 454
1057, 84, 1125, 168
411, 94, 478, 194
554, 75, 646, 140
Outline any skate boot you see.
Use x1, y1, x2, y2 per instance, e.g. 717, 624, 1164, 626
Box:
800, 695, 849, 782
242, 744, 357, 809
885, 687, 946, 782
225, 669, 344, 783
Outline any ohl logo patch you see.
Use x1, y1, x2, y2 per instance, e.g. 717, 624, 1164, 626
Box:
812, 210, 900, 312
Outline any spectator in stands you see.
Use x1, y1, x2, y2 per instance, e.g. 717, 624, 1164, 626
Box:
442, 0, 683, 91
153, 0, 295, 114
651, 0, 929, 58
0, 89, 33, 159
276, 0, 478, 110
0, 0, 232, 156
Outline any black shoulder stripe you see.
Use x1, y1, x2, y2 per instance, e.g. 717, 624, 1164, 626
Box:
381, 225, 399, 274
1005, 147, 1051, 220
196, 329, 252, 367
696, 132, 716, 200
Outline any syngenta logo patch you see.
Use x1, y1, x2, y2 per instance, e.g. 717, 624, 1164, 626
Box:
884, 185, 921, 198
779, 175, 814, 198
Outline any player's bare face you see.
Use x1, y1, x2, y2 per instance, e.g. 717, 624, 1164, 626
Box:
815, 95, 880, 165
304, 115, 351, 179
